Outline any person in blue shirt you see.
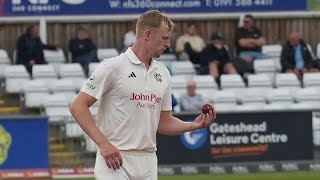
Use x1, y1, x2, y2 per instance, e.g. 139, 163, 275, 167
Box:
281, 32, 319, 76
171, 94, 177, 109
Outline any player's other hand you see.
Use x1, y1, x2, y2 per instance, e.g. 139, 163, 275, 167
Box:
99, 142, 123, 170
192, 108, 216, 130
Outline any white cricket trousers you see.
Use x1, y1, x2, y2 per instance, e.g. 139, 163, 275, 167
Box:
94, 150, 158, 180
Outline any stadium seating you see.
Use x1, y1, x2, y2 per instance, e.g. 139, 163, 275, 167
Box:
156, 53, 177, 69
263, 88, 294, 111
97, 48, 119, 61
90, 102, 99, 117
157, 53, 177, 62
0, 49, 11, 65
22, 79, 50, 108
170, 61, 196, 76
212, 90, 238, 112
32, 64, 58, 81
50, 79, 77, 104
58, 63, 86, 86
171, 75, 189, 100
274, 73, 301, 90
4, 65, 30, 93
43, 94, 71, 122
317, 42, 320, 59
84, 135, 97, 152
238, 89, 266, 105
12, 50, 18, 64
192, 75, 218, 101
220, 74, 246, 93
303, 72, 320, 88
262, 44, 282, 58
254, 58, 278, 75
65, 122, 84, 137
43, 48, 66, 71
247, 73, 273, 89
266, 88, 293, 103
307, 43, 316, 60
290, 88, 320, 110
88, 62, 100, 76
0, 64, 9, 78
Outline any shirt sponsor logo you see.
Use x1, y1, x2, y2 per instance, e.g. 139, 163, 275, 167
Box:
129, 92, 161, 109
86, 75, 95, 89
180, 128, 207, 150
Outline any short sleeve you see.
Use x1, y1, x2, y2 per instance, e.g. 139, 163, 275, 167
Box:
161, 70, 172, 111
256, 29, 263, 38
235, 28, 243, 42
81, 61, 114, 100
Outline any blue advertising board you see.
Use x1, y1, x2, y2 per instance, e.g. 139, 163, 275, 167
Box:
1, 0, 307, 16
157, 111, 313, 164
0, 117, 49, 169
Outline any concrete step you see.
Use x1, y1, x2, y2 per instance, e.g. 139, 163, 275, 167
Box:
50, 152, 78, 158
0, 106, 20, 114
50, 144, 66, 151
50, 159, 83, 167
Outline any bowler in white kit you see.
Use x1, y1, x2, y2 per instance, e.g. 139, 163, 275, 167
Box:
70, 10, 216, 180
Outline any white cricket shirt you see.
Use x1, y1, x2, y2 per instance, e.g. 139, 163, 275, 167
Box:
81, 48, 172, 152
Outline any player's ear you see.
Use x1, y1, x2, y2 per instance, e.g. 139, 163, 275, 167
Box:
144, 29, 151, 41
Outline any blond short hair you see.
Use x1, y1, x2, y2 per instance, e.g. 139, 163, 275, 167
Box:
136, 10, 174, 38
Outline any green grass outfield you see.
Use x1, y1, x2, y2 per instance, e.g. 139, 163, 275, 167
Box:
37, 172, 320, 180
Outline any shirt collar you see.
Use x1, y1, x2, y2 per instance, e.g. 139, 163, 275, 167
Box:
125, 47, 159, 69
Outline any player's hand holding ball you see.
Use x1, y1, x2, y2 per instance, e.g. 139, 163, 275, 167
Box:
202, 103, 214, 114
192, 103, 216, 130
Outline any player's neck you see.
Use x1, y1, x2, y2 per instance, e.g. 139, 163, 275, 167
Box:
131, 43, 152, 69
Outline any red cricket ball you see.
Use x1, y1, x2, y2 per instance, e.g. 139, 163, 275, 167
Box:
202, 104, 214, 114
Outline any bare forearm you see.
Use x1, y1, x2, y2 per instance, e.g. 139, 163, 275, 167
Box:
158, 116, 194, 135
69, 103, 109, 147
239, 39, 255, 48
255, 37, 266, 46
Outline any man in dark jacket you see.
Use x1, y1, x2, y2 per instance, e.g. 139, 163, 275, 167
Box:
281, 32, 319, 76
199, 33, 237, 79
69, 26, 98, 75
16, 25, 56, 74
235, 14, 267, 62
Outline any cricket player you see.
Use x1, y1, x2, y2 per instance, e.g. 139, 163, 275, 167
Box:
70, 10, 216, 180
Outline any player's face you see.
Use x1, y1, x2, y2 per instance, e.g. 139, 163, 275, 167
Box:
147, 22, 171, 58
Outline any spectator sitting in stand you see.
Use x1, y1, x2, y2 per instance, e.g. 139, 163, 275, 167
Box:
69, 26, 98, 75
171, 94, 178, 112
281, 31, 319, 77
235, 14, 267, 63
123, 21, 136, 51
175, 23, 205, 64
200, 32, 237, 80
180, 80, 207, 112
16, 24, 57, 75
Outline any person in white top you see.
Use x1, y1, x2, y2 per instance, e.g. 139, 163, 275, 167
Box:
123, 21, 136, 50
175, 23, 205, 64
69, 10, 216, 180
